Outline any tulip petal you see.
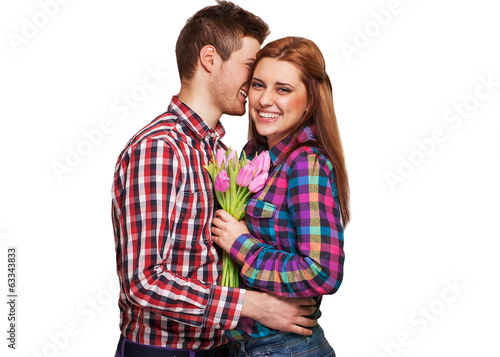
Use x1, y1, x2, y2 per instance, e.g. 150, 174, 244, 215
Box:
236, 164, 254, 187
216, 148, 226, 169
215, 170, 230, 192
248, 172, 268, 193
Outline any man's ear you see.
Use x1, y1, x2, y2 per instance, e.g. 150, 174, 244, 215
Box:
199, 45, 217, 73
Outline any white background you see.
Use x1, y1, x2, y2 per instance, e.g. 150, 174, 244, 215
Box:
1, 0, 499, 356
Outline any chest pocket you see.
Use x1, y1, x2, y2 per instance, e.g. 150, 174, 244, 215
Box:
247, 199, 277, 219
246, 199, 278, 247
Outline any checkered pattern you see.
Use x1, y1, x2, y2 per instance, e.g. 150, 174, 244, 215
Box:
227, 125, 345, 340
111, 96, 245, 349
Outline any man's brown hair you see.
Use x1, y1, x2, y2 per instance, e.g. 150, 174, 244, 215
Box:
175, 1, 269, 83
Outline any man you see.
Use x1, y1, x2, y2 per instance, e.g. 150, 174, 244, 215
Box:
111, 2, 316, 356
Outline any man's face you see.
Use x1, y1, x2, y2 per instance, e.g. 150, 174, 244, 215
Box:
211, 36, 261, 116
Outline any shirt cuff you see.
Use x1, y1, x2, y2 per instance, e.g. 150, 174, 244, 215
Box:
230, 234, 261, 265
204, 285, 246, 330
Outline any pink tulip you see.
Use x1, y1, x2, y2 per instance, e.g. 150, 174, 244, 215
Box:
248, 172, 268, 193
215, 170, 230, 192
236, 164, 254, 187
250, 154, 265, 176
261, 151, 271, 173
250, 151, 271, 175
226, 150, 237, 169
216, 148, 226, 168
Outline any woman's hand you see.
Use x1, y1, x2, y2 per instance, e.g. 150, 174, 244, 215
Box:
211, 209, 250, 253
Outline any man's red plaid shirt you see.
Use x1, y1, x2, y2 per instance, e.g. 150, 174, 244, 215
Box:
111, 96, 245, 349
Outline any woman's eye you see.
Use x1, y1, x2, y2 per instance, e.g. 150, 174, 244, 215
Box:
277, 87, 291, 93
251, 82, 263, 89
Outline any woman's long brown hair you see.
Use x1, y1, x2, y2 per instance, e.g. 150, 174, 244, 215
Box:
248, 37, 350, 226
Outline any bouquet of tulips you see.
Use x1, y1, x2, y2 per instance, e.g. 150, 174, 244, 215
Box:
204, 148, 271, 287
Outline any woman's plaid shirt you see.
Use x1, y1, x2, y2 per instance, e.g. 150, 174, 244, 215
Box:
227, 125, 345, 340
111, 96, 245, 349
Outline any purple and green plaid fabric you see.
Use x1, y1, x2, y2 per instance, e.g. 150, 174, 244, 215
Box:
227, 125, 345, 340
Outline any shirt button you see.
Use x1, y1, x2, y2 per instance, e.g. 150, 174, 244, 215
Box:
253, 209, 260, 216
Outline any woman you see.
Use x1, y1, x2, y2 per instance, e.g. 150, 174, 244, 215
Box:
211, 37, 349, 357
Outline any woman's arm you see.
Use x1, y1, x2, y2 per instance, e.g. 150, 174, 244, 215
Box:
211, 153, 345, 298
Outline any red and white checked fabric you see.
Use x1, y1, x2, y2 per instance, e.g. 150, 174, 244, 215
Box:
111, 96, 245, 349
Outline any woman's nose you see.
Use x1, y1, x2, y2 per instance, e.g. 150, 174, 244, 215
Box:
258, 89, 273, 107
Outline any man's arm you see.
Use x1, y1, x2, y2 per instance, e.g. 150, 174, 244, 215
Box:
241, 291, 317, 336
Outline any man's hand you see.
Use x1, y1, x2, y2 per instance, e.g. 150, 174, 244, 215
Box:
241, 290, 317, 336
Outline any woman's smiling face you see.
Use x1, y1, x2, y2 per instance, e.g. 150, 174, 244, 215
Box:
248, 57, 309, 148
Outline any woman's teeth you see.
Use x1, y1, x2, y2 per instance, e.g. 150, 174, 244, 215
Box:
259, 111, 280, 119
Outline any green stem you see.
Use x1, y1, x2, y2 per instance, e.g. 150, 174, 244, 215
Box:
236, 186, 248, 203
239, 189, 253, 205
221, 251, 239, 288
229, 177, 237, 216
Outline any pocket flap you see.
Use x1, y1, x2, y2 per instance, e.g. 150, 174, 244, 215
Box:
247, 199, 277, 219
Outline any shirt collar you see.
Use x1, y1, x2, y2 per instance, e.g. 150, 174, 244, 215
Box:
168, 95, 225, 140
269, 125, 317, 166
